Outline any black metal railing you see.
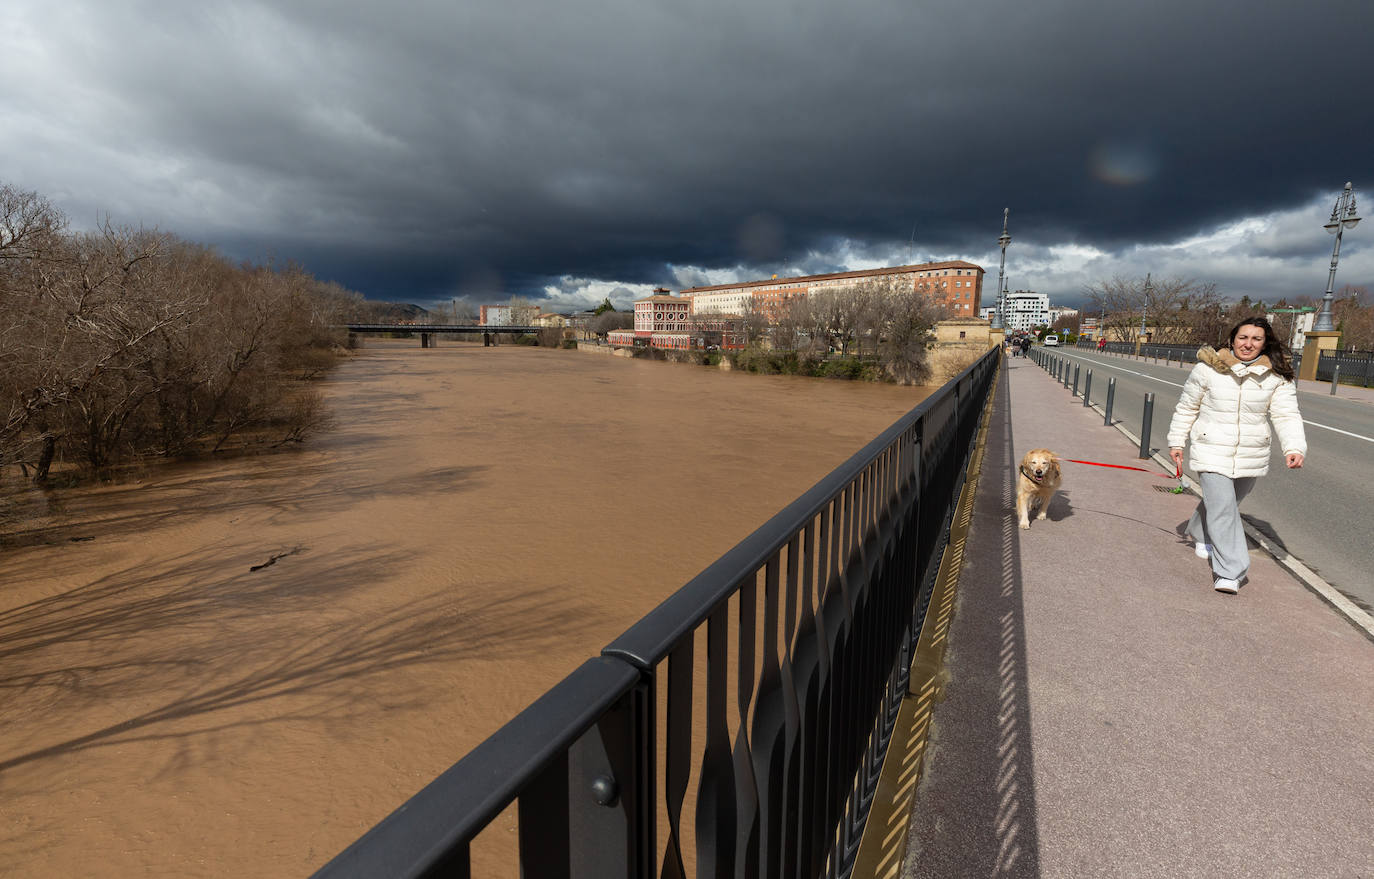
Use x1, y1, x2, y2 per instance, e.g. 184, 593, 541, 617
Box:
1317, 350, 1374, 386
311, 348, 1000, 879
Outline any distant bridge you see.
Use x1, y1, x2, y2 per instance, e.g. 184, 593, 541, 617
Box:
342, 323, 548, 347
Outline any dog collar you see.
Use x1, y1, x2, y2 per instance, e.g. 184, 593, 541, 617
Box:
1020, 464, 1044, 484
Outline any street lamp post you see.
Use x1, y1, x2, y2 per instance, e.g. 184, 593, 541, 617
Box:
992, 208, 1010, 331
1313, 182, 1361, 333
1140, 272, 1153, 344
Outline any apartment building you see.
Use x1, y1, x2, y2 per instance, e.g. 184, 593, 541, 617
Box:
1003, 291, 1049, 331
479, 304, 538, 327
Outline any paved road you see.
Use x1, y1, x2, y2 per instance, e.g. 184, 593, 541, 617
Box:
1034, 347, 1374, 610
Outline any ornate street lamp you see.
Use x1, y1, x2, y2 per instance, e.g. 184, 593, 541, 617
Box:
1313, 182, 1360, 332
992, 208, 1011, 330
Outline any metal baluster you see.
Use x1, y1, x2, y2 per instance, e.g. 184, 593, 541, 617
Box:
695, 603, 737, 876
662, 642, 693, 879
733, 574, 761, 877
778, 533, 803, 879
750, 554, 786, 879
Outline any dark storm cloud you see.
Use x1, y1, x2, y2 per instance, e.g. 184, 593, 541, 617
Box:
4, 0, 1371, 307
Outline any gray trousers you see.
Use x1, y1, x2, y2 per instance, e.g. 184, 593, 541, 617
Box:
1186, 471, 1257, 580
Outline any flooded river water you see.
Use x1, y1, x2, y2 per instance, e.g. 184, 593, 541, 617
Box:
0, 340, 933, 877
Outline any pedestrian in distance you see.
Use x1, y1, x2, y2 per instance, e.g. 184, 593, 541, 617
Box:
1019, 336, 1031, 357
1166, 317, 1306, 594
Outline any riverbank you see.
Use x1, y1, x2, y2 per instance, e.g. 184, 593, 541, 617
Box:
0, 341, 933, 877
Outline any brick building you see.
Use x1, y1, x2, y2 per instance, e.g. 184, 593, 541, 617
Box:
682, 260, 986, 321
633, 289, 692, 339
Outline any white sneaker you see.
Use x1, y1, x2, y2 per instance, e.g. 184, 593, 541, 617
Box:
1195, 543, 1212, 560
1213, 577, 1240, 594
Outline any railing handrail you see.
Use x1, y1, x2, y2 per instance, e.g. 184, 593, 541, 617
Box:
317, 656, 639, 877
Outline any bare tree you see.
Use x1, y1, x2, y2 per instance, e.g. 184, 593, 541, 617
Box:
507, 296, 540, 327
0, 180, 348, 485
590, 309, 633, 339
1333, 285, 1374, 350
1084, 275, 1225, 344
875, 284, 945, 384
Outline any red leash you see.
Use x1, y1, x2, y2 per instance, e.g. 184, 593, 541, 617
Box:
1057, 457, 1181, 479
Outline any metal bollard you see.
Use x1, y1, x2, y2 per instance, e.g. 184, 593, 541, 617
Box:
1072, 363, 1080, 396
1104, 377, 1116, 426
1140, 392, 1154, 459
1331, 364, 1340, 395
1083, 369, 1092, 407
1064, 359, 1071, 388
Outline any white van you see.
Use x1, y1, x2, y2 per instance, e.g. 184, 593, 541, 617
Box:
1043, 334, 1060, 347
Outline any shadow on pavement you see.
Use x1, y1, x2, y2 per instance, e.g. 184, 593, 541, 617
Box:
905, 361, 1042, 877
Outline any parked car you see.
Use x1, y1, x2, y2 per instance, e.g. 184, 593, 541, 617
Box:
1043, 334, 1060, 347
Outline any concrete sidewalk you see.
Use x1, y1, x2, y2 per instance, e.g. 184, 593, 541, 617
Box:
900, 356, 1374, 878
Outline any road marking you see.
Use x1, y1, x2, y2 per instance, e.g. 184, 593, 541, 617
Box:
1058, 350, 1374, 444
1303, 420, 1374, 443
1057, 350, 1184, 388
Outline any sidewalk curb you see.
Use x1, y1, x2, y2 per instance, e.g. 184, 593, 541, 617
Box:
1035, 355, 1374, 641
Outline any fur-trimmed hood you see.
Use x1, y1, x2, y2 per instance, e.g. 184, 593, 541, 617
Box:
1196, 345, 1273, 375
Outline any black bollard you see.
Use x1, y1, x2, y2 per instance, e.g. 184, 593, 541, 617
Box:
1072, 363, 1080, 397
1331, 364, 1340, 395
1140, 392, 1155, 459
1104, 377, 1116, 426
1083, 369, 1092, 407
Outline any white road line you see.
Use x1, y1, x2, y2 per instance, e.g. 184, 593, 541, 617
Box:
1057, 350, 1184, 388
1304, 421, 1374, 443
1056, 351, 1374, 444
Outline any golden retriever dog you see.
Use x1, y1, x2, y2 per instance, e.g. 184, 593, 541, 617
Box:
1016, 448, 1062, 530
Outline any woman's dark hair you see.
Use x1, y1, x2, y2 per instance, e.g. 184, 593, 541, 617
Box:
1228, 316, 1294, 380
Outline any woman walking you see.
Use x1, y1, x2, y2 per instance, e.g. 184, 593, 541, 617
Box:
1167, 317, 1307, 594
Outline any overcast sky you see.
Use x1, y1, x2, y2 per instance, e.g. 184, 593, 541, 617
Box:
5, 0, 1372, 313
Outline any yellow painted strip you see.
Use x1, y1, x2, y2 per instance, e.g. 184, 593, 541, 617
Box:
851, 360, 1001, 879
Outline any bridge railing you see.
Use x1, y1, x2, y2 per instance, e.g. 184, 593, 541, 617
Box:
1317, 350, 1374, 386
311, 347, 1001, 879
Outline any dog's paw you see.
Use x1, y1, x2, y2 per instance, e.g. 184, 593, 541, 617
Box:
1036, 512, 1047, 521
1018, 520, 1030, 530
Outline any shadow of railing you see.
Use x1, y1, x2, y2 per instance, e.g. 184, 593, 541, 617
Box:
902, 358, 1042, 877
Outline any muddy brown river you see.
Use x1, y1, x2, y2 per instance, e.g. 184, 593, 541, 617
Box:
0, 341, 935, 877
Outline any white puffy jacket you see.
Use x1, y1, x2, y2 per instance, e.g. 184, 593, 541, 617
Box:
1167, 346, 1307, 478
